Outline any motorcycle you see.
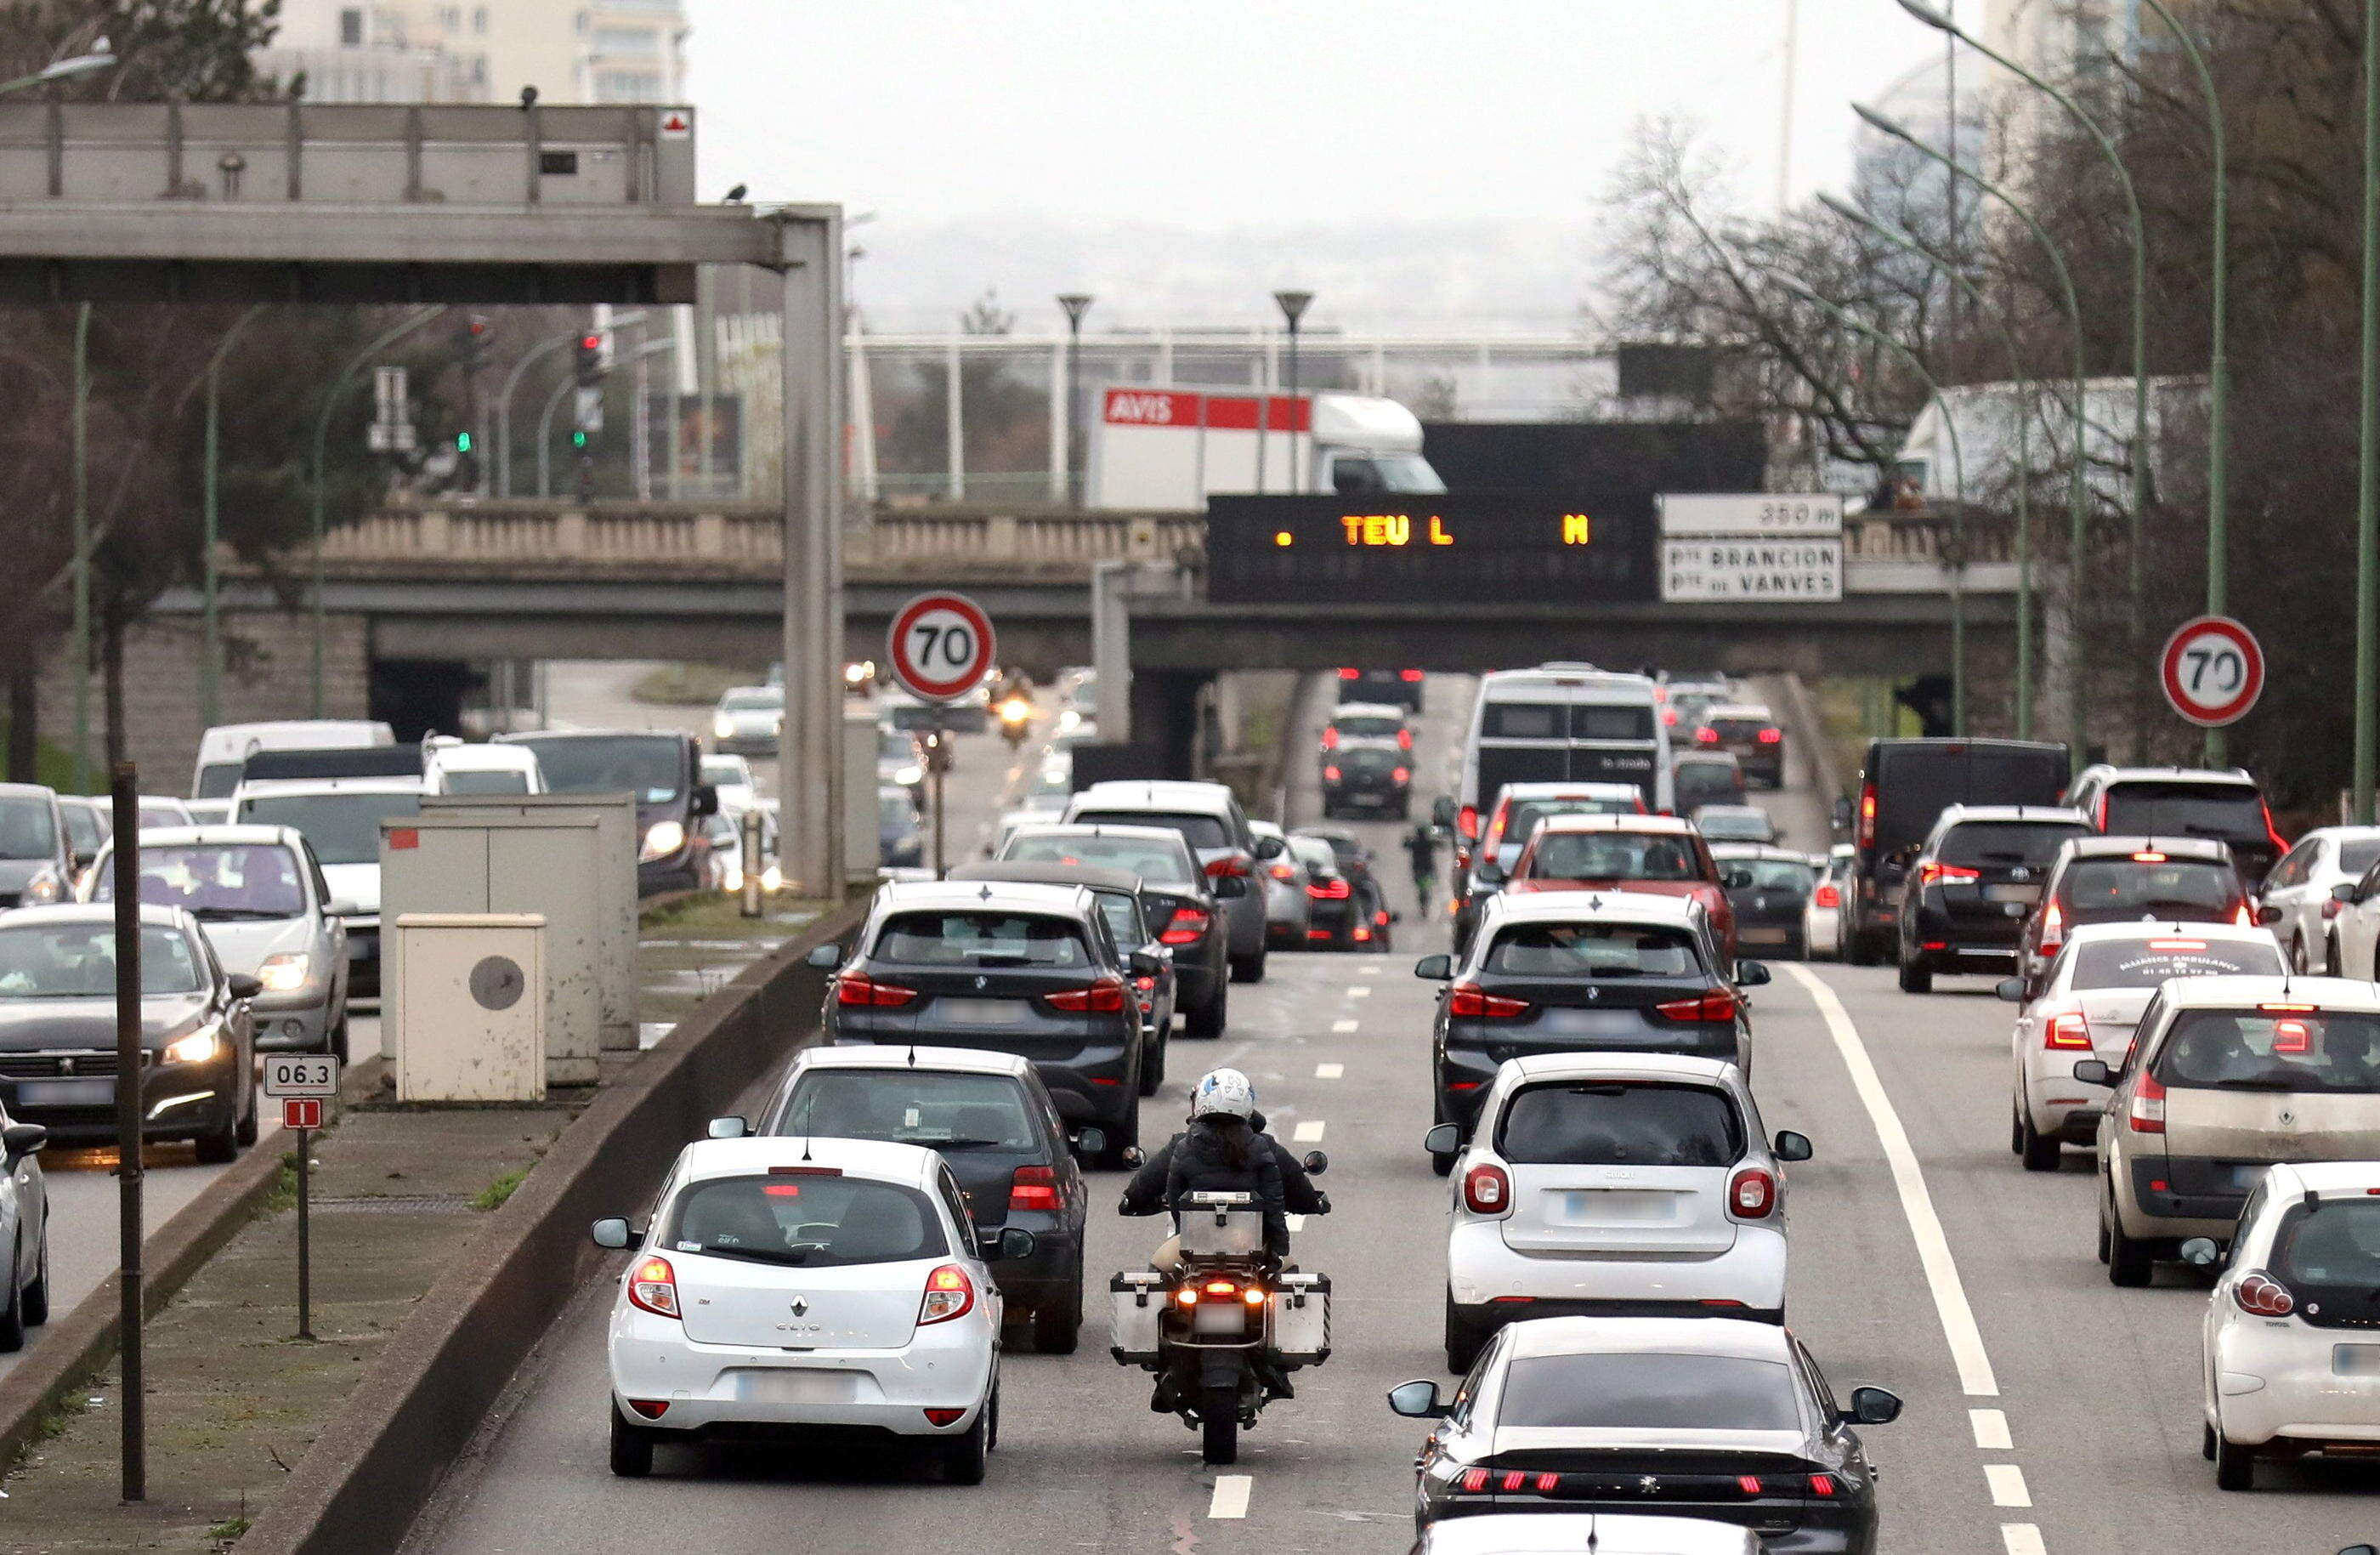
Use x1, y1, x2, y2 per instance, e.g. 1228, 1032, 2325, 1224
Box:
1110, 1156, 1331, 1465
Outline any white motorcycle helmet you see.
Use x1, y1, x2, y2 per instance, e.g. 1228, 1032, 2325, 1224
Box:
1189, 1067, 1257, 1121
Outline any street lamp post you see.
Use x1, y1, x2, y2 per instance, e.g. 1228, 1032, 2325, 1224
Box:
0, 49, 112, 98
201, 304, 268, 730
70, 303, 90, 793
1057, 294, 1092, 509
497, 329, 587, 499
2359, 0, 2380, 825
1273, 290, 1314, 494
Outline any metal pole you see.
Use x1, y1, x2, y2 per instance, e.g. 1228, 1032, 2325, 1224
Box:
778, 211, 846, 898
200, 305, 268, 732
1058, 295, 1092, 509
2358, 0, 2379, 826
536, 372, 571, 498
71, 303, 91, 793
932, 741, 947, 880
296, 1121, 312, 1341
498, 331, 579, 499
1778, 0, 1800, 212
108, 762, 143, 1502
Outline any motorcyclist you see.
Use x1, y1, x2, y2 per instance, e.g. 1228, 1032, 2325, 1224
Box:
1120, 1108, 1329, 1218
1405, 820, 1439, 913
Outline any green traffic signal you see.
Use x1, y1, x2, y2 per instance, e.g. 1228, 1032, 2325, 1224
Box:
571, 430, 587, 447
456, 431, 473, 453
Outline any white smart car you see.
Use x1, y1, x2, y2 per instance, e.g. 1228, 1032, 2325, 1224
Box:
2187, 1160, 2380, 1490
594, 1137, 1034, 1482
1427, 1052, 1810, 1370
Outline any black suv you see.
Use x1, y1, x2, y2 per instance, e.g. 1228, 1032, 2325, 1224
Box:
1892, 805, 2092, 993
1846, 738, 2071, 966
2015, 834, 2251, 980
2061, 764, 2287, 886
997, 822, 1232, 1040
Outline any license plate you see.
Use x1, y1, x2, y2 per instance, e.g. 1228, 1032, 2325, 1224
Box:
14, 1078, 113, 1108
1985, 884, 2041, 905
2336, 1346, 2380, 1377
937, 998, 1028, 1025
1558, 1189, 1680, 1224
1741, 928, 1788, 945
728, 1367, 858, 1405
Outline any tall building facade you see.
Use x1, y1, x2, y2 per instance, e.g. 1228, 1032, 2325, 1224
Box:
259, 0, 688, 105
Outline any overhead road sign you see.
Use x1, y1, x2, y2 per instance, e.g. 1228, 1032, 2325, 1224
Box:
2160, 615, 2264, 727
1659, 493, 1843, 537
1206, 494, 1658, 606
1660, 536, 1843, 602
889, 592, 997, 703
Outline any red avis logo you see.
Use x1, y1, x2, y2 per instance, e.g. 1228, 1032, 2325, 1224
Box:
1105, 390, 1190, 425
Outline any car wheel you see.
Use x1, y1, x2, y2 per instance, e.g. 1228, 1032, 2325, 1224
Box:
1185, 979, 1227, 1040
1896, 952, 1933, 995
235, 1080, 260, 1148
194, 1104, 241, 1166
2290, 934, 2309, 975
1844, 928, 1877, 968
609, 1405, 655, 1477
0, 1240, 21, 1354
1034, 1295, 1082, 1355
943, 1393, 992, 1484
2018, 1109, 2061, 1172
1443, 1292, 1487, 1373
1102, 1107, 1141, 1170
2213, 1428, 2255, 1491
2202, 1420, 2218, 1461
2009, 1104, 2025, 1157
1230, 948, 1266, 984
2105, 1200, 2155, 1286
21, 1233, 47, 1328
1198, 1382, 1239, 1466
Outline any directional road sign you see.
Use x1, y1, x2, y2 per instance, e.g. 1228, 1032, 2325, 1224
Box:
888, 592, 997, 704
2160, 615, 2265, 728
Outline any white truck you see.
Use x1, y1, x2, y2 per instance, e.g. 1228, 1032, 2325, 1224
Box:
1086, 387, 1445, 511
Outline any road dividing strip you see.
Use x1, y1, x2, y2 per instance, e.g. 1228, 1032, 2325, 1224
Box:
1360, 965, 1381, 975
1315, 1063, 1345, 1079
1292, 1120, 1326, 1143
1331, 1019, 1360, 1034
2000, 1525, 2048, 1555
1969, 1408, 2013, 1450
1986, 1464, 2032, 1507
1209, 1474, 1253, 1518
1781, 965, 2001, 1397
1346, 985, 1372, 998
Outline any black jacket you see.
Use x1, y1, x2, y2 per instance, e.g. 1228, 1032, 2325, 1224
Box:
1139, 1116, 1291, 1253
1120, 1122, 1326, 1217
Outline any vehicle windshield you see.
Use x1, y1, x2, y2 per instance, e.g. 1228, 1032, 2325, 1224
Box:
1329, 452, 1443, 494
2155, 1008, 2380, 1092
1526, 831, 1703, 882
442, 770, 531, 796
1499, 1082, 1742, 1166
1094, 892, 1146, 948
92, 843, 306, 919
236, 792, 421, 865
1497, 1354, 1801, 1433
507, 735, 683, 803
1721, 857, 1814, 894
1004, 834, 1193, 887
2345, 839, 2380, 877
721, 690, 781, 712
1069, 809, 1230, 852
658, 1173, 948, 1268
2102, 783, 2266, 841
59, 802, 105, 856
1502, 797, 1642, 848
194, 762, 244, 799
1331, 714, 1404, 741
773, 1070, 1039, 1150
1484, 922, 1703, 979
2068, 938, 2281, 990
2061, 859, 2239, 918
874, 911, 1091, 968
0, 796, 57, 861
1941, 822, 2091, 867
2273, 1200, 2380, 1289
0, 922, 203, 997
1696, 809, 1773, 842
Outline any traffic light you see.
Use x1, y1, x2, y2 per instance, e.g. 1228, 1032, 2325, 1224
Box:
574, 332, 608, 388
571, 429, 587, 447
455, 431, 473, 454
462, 313, 493, 366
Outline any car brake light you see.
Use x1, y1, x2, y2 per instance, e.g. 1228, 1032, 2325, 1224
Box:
1338, 667, 1359, 679
2234, 901, 2257, 928
2038, 899, 2064, 953
1535, 1472, 1560, 1492
1738, 1474, 1763, 1494
2129, 1070, 2167, 1133
1308, 877, 1352, 900
626, 1399, 670, 1419
2045, 1011, 2093, 1050
2132, 851, 2168, 863
1458, 804, 1479, 840
1757, 728, 1783, 744
836, 973, 919, 1007
1397, 729, 1414, 751
1918, 862, 1982, 888
1695, 727, 1720, 744
2260, 1002, 2318, 1012
1810, 1473, 1839, 1497
1204, 855, 1251, 880
1393, 767, 1411, 784
1401, 668, 1424, 682
1045, 976, 1125, 1013
1858, 784, 1877, 848
1268, 861, 1295, 881
1320, 727, 1340, 751
1459, 1468, 1491, 1492
1160, 905, 1211, 945
1448, 981, 1530, 1018
1463, 1162, 1511, 1215
1654, 988, 1739, 1023
919, 1263, 976, 1325
1663, 707, 1680, 725
1323, 765, 1342, 781
1815, 883, 1840, 908
627, 1256, 679, 1319
2273, 1018, 2312, 1053
923, 1407, 969, 1426
2236, 1272, 2295, 1317
1729, 1166, 1776, 1218
1009, 1165, 1060, 1212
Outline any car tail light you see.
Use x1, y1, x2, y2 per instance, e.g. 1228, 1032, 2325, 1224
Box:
1009, 1165, 1060, 1212
1463, 1162, 1511, 1216
923, 1407, 969, 1427
1499, 1471, 1528, 1491
1338, 667, 1360, 679
1320, 727, 1340, 750
1810, 1473, 1839, 1497
1458, 804, 1479, 840
1858, 783, 1877, 848
2093, 792, 2109, 830
1534, 1472, 1560, 1492
1654, 988, 1740, 1023
1663, 707, 1680, 725
1815, 883, 1841, 908
1401, 668, 1424, 682
1757, 728, 1783, 745
835, 973, 919, 1007
2128, 850, 2168, 864
1737, 1474, 1763, 1495
1309, 877, 1352, 900
1204, 855, 1251, 880
2234, 901, 2257, 928
626, 1399, 670, 1419
2128, 1070, 2167, 1133
1459, 1468, 1491, 1492
1045, 977, 1125, 1013
1695, 727, 1720, 744
2265, 803, 2289, 857
1269, 861, 1295, 881
1323, 764, 1343, 781
2045, 1011, 2093, 1050
627, 1256, 679, 1319
1448, 981, 1530, 1019
2261, 1001, 2318, 1012
919, 1263, 976, 1325
2236, 1272, 2295, 1317
1160, 905, 1211, 945
2273, 1018, 2312, 1054
1397, 729, 1414, 751
1393, 767, 1411, 784
1728, 1166, 1776, 1218
2037, 899, 2064, 956
1918, 862, 1982, 888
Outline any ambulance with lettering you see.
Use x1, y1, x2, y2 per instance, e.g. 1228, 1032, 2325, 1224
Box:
1086, 386, 1444, 511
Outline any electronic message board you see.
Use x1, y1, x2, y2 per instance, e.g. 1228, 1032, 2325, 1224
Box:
1204, 495, 1659, 606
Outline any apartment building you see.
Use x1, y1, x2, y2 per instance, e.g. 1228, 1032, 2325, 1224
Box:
259, 0, 688, 105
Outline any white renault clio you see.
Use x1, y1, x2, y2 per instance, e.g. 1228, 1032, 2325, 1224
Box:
594, 1137, 1033, 1482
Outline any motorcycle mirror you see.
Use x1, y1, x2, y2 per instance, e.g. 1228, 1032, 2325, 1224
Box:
1118, 1144, 1145, 1168
1301, 1150, 1329, 1176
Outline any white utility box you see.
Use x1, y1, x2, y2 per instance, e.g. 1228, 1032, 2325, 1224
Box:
844, 701, 879, 887
392, 913, 546, 1104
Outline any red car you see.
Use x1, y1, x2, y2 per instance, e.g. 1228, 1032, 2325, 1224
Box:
1506, 813, 1741, 959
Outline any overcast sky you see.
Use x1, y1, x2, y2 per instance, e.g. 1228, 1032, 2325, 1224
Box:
683, 2, 1947, 332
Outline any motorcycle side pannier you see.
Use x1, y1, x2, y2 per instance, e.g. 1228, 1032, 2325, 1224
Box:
1270, 1271, 1330, 1366
1108, 1271, 1164, 1365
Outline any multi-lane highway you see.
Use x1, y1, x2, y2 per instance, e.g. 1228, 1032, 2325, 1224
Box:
398, 678, 2377, 1554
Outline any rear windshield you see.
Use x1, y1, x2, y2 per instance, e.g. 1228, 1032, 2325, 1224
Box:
1572, 705, 1656, 741
1940, 822, 2091, 868
236, 792, 420, 866
1335, 746, 1404, 775
443, 770, 531, 796
722, 690, 781, 711
1504, 797, 1640, 846
2273, 1200, 2380, 1289
1290, 837, 1336, 871
1482, 702, 1565, 740
1871, 745, 2068, 854
1723, 857, 1814, 894
1003, 834, 1193, 887
1499, 1081, 1742, 1166
0, 797, 56, 861
2102, 782, 2265, 840
59, 803, 106, 854
1331, 714, 1403, 740
1527, 831, 1703, 882
1708, 717, 1771, 739
2155, 1008, 2380, 1092
1497, 1354, 1800, 1433
1070, 809, 1229, 852
2068, 938, 2281, 989
1484, 922, 1703, 979
873, 911, 1091, 968
660, 1173, 947, 1268
772, 1070, 1040, 1151
2060, 859, 2239, 917
1307, 833, 1366, 865
1696, 810, 1772, 840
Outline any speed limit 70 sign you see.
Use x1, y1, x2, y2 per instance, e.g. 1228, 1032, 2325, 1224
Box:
2161, 616, 2265, 728
887, 592, 997, 704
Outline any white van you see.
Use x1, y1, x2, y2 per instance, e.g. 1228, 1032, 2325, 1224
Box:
1456, 665, 1673, 845
191, 720, 393, 801
424, 739, 546, 796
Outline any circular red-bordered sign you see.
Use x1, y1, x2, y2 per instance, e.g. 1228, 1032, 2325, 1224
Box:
887, 592, 997, 703
2159, 615, 2264, 728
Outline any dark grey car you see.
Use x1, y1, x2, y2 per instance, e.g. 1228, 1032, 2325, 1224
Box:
0, 786, 72, 911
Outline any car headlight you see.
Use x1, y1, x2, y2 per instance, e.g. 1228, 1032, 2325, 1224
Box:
257, 952, 310, 994
894, 764, 922, 786
20, 867, 61, 906
712, 715, 735, 740
762, 864, 783, 892
640, 820, 686, 861
162, 1026, 222, 1065
723, 864, 745, 891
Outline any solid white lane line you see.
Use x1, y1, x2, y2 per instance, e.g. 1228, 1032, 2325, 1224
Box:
1969, 1408, 2013, 1450
1985, 1464, 2032, 1507
1346, 985, 1373, 998
2000, 1525, 2048, 1555
1293, 1120, 1326, 1143
1331, 1019, 1361, 1034
1315, 1063, 1345, 1079
1209, 1475, 1252, 1518
1781, 964, 2000, 1398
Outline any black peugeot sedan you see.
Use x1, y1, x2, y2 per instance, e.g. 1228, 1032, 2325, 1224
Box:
0, 905, 258, 1162
1416, 891, 1767, 1168
808, 880, 1154, 1166
1391, 1315, 1896, 1552
1892, 804, 2093, 994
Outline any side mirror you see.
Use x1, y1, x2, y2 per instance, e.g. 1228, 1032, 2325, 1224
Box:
1252, 835, 1286, 860
1772, 1130, 1813, 1162
805, 942, 843, 969
1736, 960, 1771, 987
706, 1115, 748, 1140
2256, 904, 2282, 926
1301, 1150, 1329, 1176
326, 899, 361, 918
2071, 1058, 2115, 1087
226, 973, 264, 1001
1414, 954, 1452, 981
1995, 977, 2026, 1003
1432, 797, 1457, 829
691, 783, 721, 819
985, 1226, 1038, 1262
1387, 1378, 1450, 1418
2335, 882, 2360, 904
2339, 1546, 2378, 1555
1423, 1122, 1460, 1156
1129, 950, 1164, 976
590, 1217, 632, 1250
1723, 869, 1754, 890
1475, 860, 1505, 887
1074, 1127, 1108, 1160
1214, 874, 1250, 900
1118, 1144, 1145, 1168
1831, 797, 1854, 831
2180, 1236, 2223, 1268
1844, 1386, 1902, 1426
2, 1122, 46, 1162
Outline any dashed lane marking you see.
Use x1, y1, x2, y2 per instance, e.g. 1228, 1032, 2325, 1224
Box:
1293, 1120, 1326, 1143
1970, 1408, 2012, 1450
1360, 965, 1381, 975
1346, 985, 1372, 998
1315, 1063, 1345, 1079
2000, 1525, 2046, 1555
1985, 1464, 2032, 1508
1331, 1019, 1361, 1034
1209, 1474, 1252, 1518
